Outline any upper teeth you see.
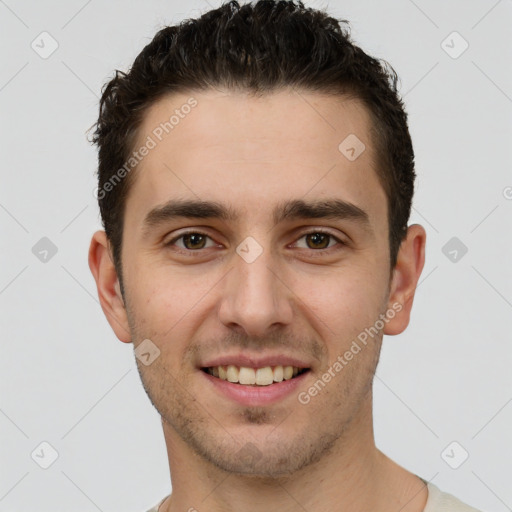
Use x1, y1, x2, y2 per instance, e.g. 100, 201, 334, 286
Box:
207, 365, 302, 386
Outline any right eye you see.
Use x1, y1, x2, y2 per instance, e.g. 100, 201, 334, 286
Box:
164, 231, 218, 251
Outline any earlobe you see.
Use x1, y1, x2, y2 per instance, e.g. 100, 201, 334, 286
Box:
383, 224, 426, 336
88, 230, 132, 343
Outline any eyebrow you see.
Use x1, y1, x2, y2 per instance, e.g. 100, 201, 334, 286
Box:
141, 197, 372, 237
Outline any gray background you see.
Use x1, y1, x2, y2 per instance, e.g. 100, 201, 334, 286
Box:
1, 0, 511, 510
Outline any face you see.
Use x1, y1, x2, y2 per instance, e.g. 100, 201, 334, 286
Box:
92, 88, 420, 477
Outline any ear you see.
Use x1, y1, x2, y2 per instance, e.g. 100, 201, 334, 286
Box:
88, 230, 131, 343
383, 224, 426, 336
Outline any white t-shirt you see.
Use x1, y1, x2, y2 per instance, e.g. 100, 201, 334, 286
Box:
421, 480, 483, 512
145, 480, 483, 512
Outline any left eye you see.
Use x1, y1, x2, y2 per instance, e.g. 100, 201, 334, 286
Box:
293, 231, 342, 250
166, 230, 343, 251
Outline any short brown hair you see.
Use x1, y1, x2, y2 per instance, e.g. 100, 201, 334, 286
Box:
89, 0, 415, 295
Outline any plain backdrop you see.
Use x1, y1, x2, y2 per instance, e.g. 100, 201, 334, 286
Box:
1, 1, 511, 511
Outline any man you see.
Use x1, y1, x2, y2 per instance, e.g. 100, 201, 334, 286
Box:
88, 1, 483, 511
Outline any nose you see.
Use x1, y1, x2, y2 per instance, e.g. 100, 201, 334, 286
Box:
217, 243, 294, 337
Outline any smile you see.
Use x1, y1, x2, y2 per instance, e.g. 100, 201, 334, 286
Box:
202, 365, 310, 386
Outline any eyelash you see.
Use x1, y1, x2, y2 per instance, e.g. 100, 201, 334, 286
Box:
164, 229, 346, 256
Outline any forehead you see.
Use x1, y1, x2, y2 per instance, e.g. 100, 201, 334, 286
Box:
125, 88, 387, 232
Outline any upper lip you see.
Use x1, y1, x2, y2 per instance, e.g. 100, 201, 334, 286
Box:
200, 354, 312, 370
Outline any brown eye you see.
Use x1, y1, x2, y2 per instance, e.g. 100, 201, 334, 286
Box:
182, 233, 207, 250
294, 231, 342, 251
305, 232, 331, 249
165, 231, 216, 251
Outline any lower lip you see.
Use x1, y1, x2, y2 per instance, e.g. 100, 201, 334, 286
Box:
200, 369, 310, 407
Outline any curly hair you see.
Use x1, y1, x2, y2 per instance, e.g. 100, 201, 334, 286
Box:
88, 0, 415, 295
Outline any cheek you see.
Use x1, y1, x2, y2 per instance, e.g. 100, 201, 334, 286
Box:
293, 266, 388, 348
127, 270, 216, 345
140, 284, 185, 330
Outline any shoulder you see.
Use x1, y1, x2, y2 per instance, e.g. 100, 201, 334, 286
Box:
425, 482, 484, 512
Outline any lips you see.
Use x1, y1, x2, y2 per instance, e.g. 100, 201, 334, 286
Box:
200, 354, 312, 370
197, 353, 313, 404
200, 365, 311, 406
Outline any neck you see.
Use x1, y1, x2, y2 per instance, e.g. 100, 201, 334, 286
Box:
159, 398, 428, 512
